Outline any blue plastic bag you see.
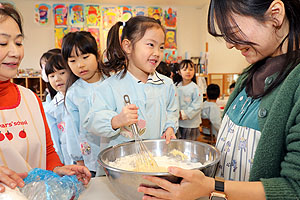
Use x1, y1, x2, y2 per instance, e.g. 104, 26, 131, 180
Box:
20, 168, 84, 200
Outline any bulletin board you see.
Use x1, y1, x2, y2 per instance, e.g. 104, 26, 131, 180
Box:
34, 3, 178, 63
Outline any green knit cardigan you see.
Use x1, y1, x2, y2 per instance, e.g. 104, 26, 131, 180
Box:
223, 63, 300, 199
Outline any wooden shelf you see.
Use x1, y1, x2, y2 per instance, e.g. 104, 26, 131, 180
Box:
10, 77, 46, 101
207, 73, 239, 96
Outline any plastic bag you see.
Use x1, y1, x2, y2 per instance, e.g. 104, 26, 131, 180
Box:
0, 184, 28, 200
20, 168, 84, 200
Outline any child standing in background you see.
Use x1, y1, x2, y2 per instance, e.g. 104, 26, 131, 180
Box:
83, 16, 178, 147
62, 31, 108, 177
43, 53, 79, 165
201, 84, 221, 137
39, 48, 61, 103
173, 59, 203, 140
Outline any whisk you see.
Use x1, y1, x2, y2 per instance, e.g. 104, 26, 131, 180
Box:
123, 95, 159, 172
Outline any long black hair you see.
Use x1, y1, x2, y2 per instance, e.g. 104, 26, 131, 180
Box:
173, 59, 197, 86
61, 31, 105, 97
208, 0, 300, 97
102, 16, 165, 78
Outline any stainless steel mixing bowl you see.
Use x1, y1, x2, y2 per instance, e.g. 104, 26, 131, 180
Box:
98, 139, 220, 200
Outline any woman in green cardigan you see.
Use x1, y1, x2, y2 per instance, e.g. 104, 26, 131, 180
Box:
138, 0, 300, 199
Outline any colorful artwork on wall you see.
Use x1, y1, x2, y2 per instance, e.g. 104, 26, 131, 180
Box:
85, 5, 101, 27
164, 49, 178, 63
53, 4, 68, 26
148, 7, 162, 21
118, 6, 133, 22
34, 4, 51, 25
54, 27, 68, 48
70, 27, 83, 32
165, 29, 177, 49
88, 28, 100, 48
164, 7, 176, 28
133, 6, 146, 16
69, 4, 85, 27
102, 6, 118, 29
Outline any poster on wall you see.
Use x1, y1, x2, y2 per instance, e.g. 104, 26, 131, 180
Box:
53, 4, 68, 26
164, 49, 178, 63
102, 6, 118, 29
165, 29, 177, 49
70, 27, 83, 32
34, 4, 51, 25
85, 5, 101, 27
69, 4, 85, 27
164, 7, 177, 28
133, 6, 146, 16
118, 6, 133, 22
54, 27, 68, 48
148, 7, 162, 21
88, 28, 100, 48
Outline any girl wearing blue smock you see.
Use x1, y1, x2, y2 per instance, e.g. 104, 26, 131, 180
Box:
62, 31, 109, 177
173, 59, 203, 141
43, 53, 77, 165
83, 16, 179, 147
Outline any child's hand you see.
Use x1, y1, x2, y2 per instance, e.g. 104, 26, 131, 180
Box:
111, 104, 139, 129
161, 127, 176, 144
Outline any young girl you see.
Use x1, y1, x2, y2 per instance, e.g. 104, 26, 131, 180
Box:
43, 53, 79, 165
39, 48, 61, 103
83, 16, 178, 147
173, 59, 203, 140
0, 3, 90, 192
139, 0, 300, 199
62, 31, 108, 177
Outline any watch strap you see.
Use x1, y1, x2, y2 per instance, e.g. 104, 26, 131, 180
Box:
215, 177, 225, 192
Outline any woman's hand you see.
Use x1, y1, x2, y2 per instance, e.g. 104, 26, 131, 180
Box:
111, 104, 139, 129
53, 165, 91, 185
138, 167, 214, 200
0, 166, 27, 193
161, 127, 176, 144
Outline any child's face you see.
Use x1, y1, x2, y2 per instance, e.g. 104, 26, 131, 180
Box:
0, 17, 24, 81
67, 47, 100, 83
125, 27, 165, 80
48, 69, 69, 94
179, 64, 195, 83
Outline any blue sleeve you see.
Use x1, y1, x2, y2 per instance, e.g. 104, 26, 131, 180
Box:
163, 83, 179, 133
83, 85, 120, 138
44, 111, 64, 163
183, 85, 203, 119
64, 95, 83, 161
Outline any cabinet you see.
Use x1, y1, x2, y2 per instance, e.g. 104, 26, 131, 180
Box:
207, 73, 239, 96
10, 77, 46, 100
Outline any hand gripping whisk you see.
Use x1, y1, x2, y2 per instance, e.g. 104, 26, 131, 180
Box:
123, 95, 159, 172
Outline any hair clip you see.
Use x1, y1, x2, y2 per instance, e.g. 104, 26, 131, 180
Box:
122, 21, 126, 27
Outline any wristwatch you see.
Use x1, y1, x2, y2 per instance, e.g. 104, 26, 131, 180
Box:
209, 177, 227, 200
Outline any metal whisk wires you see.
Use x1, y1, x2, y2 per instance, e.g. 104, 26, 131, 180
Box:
123, 95, 159, 172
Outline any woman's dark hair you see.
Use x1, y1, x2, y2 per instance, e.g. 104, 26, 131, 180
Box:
61, 31, 104, 97
173, 59, 197, 85
0, 3, 23, 35
45, 53, 68, 99
40, 48, 61, 100
207, 84, 220, 100
102, 16, 165, 78
208, 0, 300, 97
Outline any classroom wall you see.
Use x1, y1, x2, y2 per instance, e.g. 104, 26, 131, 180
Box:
11, 0, 248, 74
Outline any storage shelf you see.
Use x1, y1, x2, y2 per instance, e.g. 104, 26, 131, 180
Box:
10, 77, 46, 101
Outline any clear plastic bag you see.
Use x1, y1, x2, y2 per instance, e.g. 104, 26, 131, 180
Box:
20, 168, 84, 200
